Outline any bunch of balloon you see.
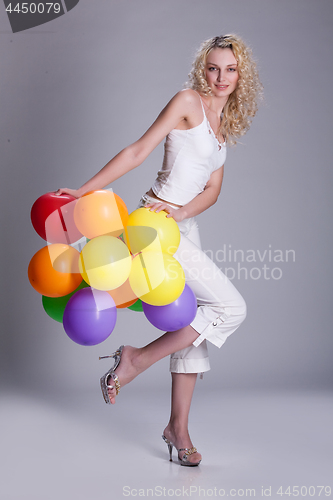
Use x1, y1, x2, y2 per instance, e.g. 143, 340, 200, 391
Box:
28, 190, 131, 345
28, 191, 198, 345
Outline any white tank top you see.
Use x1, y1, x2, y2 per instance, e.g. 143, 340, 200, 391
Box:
151, 93, 227, 206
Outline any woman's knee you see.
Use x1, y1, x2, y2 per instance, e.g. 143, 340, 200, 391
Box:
238, 296, 247, 324
227, 295, 247, 327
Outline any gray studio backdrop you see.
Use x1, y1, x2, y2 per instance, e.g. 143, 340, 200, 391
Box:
1, 0, 332, 397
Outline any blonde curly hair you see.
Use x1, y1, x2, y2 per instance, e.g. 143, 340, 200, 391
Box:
187, 34, 263, 145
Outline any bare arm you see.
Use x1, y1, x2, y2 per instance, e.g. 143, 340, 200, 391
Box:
55, 90, 201, 198
146, 166, 224, 222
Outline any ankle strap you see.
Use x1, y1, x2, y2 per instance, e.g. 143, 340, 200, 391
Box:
178, 447, 197, 455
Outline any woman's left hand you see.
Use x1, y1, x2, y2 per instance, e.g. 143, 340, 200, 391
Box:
145, 202, 184, 223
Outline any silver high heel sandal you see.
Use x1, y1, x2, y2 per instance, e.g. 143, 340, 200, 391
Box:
99, 345, 124, 404
162, 434, 201, 466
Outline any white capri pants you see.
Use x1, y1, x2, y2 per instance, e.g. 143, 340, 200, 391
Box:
138, 194, 247, 374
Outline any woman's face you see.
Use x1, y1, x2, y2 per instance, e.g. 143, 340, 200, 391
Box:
205, 47, 239, 98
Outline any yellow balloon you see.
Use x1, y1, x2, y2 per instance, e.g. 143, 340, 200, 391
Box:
128, 252, 185, 306
79, 235, 131, 291
124, 208, 180, 255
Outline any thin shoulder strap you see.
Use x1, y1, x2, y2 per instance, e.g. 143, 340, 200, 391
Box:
192, 89, 206, 120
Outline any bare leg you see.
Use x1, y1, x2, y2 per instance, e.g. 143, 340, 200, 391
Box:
163, 373, 202, 464
106, 324, 199, 404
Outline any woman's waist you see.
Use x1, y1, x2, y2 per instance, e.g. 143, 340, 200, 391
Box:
145, 188, 183, 209
138, 191, 197, 236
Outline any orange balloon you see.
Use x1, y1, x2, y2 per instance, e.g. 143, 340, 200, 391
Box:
107, 278, 138, 308
28, 244, 82, 297
74, 190, 128, 239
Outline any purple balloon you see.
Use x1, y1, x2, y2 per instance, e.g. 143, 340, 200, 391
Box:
63, 287, 117, 346
142, 284, 197, 331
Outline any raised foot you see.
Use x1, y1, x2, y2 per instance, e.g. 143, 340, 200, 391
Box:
100, 345, 142, 404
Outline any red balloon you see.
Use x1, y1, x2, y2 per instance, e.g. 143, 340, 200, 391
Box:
31, 192, 83, 244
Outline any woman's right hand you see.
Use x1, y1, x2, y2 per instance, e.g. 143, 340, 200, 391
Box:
54, 188, 81, 199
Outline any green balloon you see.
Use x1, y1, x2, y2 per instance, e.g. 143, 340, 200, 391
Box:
42, 281, 89, 322
127, 299, 143, 312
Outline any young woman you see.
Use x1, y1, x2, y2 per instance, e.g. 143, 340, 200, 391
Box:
55, 34, 262, 466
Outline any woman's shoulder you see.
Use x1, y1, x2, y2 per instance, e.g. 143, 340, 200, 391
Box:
168, 88, 202, 116
177, 88, 201, 104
